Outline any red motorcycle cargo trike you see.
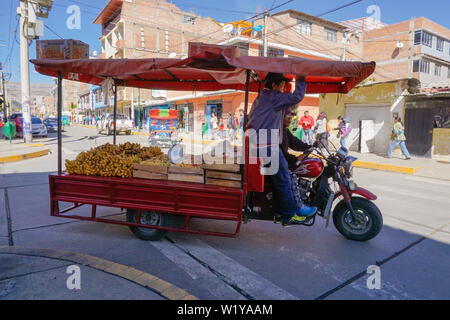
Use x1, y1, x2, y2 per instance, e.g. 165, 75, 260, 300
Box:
32, 42, 382, 242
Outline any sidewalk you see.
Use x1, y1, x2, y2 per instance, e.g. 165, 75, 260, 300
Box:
0, 140, 50, 164
72, 124, 449, 180
0, 246, 197, 300
350, 151, 450, 181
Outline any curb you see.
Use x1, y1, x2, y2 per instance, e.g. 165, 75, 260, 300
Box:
353, 161, 422, 175
0, 148, 50, 164
0, 246, 198, 300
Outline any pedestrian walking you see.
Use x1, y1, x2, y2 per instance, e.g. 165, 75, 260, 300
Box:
233, 112, 240, 139
201, 122, 208, 139
336, 116, 352, 150
218, 118, 225, 139
227, 112, 235, 140
209, 112, 218, 140
315, 112, 329, 150
299, 110, 315, 145
387, 116, 411, 160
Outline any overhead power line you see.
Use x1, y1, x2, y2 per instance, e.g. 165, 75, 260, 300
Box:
316, 0, 364, 18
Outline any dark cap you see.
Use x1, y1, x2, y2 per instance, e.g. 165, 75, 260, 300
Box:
265, 73, 291, 85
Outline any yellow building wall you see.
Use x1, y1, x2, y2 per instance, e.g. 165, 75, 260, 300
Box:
432, 128, 450, 156
319, 81, 408, 127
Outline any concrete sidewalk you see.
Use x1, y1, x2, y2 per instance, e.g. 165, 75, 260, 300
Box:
0, 140, 50, 164
0, 246, 197, 300
71, 124, 450, 180
349, 151, 450, 181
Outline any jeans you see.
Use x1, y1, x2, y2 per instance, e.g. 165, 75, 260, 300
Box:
261, 146, 297, 218
303, 129, 314, 145
316, 132, 329, 150
340, 136, 348, 150
387, 140, 411, 158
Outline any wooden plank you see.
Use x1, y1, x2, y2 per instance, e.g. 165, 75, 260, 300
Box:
169, 166, 204, 175
201, 163, 241, 173
168, 173, 204, 184
206, 170, 241, 181
133, 163, 168, 174
205, 178, 242, 188
133, 170, 168, 180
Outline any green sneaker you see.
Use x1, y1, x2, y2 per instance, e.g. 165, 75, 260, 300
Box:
282, 214, 308, 227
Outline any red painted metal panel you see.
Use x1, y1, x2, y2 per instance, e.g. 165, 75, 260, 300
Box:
49, 174, 245, 237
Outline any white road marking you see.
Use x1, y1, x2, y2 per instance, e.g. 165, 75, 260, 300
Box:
167, 234, 299, 300
150, 239, 246, 300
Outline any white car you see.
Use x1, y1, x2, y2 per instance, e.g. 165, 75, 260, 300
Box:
97, 113, 133, 135
31, 117, 48, 137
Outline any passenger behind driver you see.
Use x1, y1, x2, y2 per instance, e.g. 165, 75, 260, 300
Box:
248, 73, 317, 226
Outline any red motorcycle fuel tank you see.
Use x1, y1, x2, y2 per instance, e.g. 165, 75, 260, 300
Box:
296, 158, 324, 178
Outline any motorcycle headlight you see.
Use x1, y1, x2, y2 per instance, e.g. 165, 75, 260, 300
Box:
348, 180, 358, 191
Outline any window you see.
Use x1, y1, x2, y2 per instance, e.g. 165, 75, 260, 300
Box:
354, 36, 360, 44
414, 30, 432, 47
184, 15, 196, 25
435, 64, 442, 76
259, 46, 284, 57
296, 19, 312, 36
448, 67, 450, 79
234, 42, 249, 56
413, 59, 431, 74
324, 27, 337, 42
421, 60, 430, 74
413, 60, 420, 72
436, 37, 444, 51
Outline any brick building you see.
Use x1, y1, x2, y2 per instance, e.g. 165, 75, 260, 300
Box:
345, 17, 450, 88
92, 1, 365, 134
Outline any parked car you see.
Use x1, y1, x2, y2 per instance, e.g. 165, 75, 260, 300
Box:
43, 117, 58, 133
31, 117, 48, 137
97, 113, 132, 135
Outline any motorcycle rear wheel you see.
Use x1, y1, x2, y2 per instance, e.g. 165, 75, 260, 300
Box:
333, 197, 383, 242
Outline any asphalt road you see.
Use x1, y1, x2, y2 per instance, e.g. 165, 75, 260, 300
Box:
0, 126, 449, 300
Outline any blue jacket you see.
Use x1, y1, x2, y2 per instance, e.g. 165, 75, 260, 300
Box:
248, 80, 307, 145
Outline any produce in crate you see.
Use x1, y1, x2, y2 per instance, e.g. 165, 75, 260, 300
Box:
65, 143, 165, 178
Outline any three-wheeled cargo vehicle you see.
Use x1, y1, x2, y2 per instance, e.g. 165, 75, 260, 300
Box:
31, 42, 381, 242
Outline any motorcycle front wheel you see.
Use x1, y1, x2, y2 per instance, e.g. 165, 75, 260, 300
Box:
333, 197, 383, 242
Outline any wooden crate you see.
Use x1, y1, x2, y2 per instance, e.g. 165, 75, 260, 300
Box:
133, 170, 168, 180
201, 163, 241, 173
168, 166, 204, 184
133, 163, 168, 180
204, 163, 242, 189
133, 163, 168, 174
205, 178, 241, 188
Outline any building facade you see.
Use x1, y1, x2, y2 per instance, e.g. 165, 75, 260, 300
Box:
92, 1, 364, 133
362, 17, 450, 88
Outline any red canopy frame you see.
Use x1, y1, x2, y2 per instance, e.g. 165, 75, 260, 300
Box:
31, 42, 376, 174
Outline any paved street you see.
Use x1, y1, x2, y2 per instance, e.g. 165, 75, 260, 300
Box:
0, 126, 449, 300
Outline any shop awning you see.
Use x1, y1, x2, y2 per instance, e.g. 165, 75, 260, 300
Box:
31, 42, 376, 94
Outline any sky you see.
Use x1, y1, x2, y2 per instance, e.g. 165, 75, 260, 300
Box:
0, 0, 449, 85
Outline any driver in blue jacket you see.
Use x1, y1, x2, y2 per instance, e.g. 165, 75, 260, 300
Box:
248, 73, 317, 226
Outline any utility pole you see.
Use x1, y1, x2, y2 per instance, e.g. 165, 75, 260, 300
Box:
18, 0, 32, 142
263, 11, 269, 57
1, 67, 8, 119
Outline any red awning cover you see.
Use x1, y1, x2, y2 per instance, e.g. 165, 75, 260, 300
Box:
31, 42, 376, 94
